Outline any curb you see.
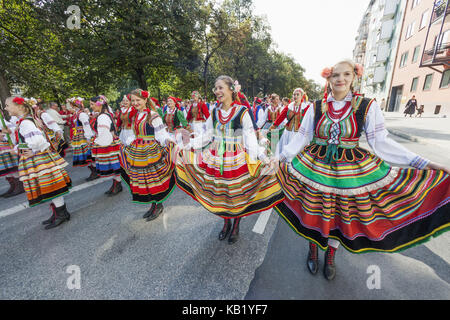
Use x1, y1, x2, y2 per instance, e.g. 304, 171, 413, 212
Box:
387, 129, 420, 142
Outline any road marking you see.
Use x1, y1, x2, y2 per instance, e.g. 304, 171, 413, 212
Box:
252, 209, 272, 234
0, 177, 112, 219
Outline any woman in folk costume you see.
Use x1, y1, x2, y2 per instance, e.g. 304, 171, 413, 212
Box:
116, 94, 137, 147
89, 95, 123, 196
270, 88, 311, 158
34, 103, 68, 158
0, 112, 24, 198
274, 60, 450, 281
176, 76, 284, 244
69, 97, 97, 181
5, 97, 72, 230
158, 96, 191, 146
186, 91, 210, 137
119, 89, 178, 221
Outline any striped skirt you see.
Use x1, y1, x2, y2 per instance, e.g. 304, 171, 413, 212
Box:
91, 139, 121, 176
176, 144, 285, 218
18, 149, 72, 207
0, 141, 18, 176
119, 139, 176, 203
71, 127, 93, 167
275, 144, 450, 253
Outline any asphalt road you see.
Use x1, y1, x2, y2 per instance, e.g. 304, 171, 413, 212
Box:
0, 134, 449, 300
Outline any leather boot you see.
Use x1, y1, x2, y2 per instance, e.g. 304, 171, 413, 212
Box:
143, 203, 156, 219
4, 178, 25, 197
228, 217, 241, 244
0, 177, 15, 197
108, 180, 123, 197
323, 246, 337, 281
45, 204, 70, 230
307, 242, 319, 275
42, 203, 56, 225
146, 203, 163, 221
86, 165, 100, 181
218, 219, 231, 241
104, 180, 115, 195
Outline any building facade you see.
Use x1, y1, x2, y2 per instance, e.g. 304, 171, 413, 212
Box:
354, 0, 408, 106
389, 0, 450, 115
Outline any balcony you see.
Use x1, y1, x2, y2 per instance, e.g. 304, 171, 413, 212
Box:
421, 42, 450, 66
382, 0, 398, 21
376, 43, 390, 62
373, 66, 387, 84
379, 19, 394, 42
431, 0, 450, 24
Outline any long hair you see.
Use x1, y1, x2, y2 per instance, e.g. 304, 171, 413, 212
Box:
215, 75, 238, 102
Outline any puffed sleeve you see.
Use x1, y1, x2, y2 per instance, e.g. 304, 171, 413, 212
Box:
190, 110, 213, 149
151, 114, 171, 147
279, 105, 315, 162
79, 112, 94, 140
94, 114, 113, 146
242, 110, 267, 162
364, 100, 430, 169
256, 108, 266, 129
19, 119, 50, 153
41, 112, 63, 134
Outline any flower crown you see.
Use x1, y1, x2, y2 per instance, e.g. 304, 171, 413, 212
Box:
321, 63, 364, 79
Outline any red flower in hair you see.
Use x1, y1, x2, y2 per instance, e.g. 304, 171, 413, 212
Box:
141, 90, 149, 98
12, 97, 25, 105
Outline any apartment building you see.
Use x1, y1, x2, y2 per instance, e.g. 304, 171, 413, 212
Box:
354, 0, 408, 104
388, 0, 450, 115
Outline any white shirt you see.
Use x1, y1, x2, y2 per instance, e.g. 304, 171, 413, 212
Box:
78, 112, 94, 140
16, 119, 50, 153
41, 112, 63, 135
280, 94, 430, 169
94, 114, 114, 146
129, 112, 172, 147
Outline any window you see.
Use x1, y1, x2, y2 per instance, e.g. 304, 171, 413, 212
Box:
440, 69, 450, 88
412, 0, 421, 9
420, 10, 429, 30
411, 77, 419, 92
412, 45, 421, 63
400, 52, 409, 67
423, 74, 433, 90
405, 22, 416, 39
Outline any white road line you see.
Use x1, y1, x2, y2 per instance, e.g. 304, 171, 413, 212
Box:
252, 209, 273, 234
0, 177, 112, 219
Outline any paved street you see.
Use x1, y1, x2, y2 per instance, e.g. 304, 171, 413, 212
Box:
0, 118, 449, 300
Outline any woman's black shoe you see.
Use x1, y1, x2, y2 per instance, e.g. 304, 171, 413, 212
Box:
143, 203, 156, 219
323, 246, 337, 281
108, 180, 123, 196
146, 203, 163, 221
228, 218, 241, 244
218, 219, 231, 241
45, 204, 70, 230
307, 242, 319, 275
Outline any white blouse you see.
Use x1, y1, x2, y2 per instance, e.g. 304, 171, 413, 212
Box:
94, 114, 114, 147
191, 104, 267, 162
78, 112, 94, 140
16, 119, 50, 153
280, 94, 430, 170
2, 116, 18, 145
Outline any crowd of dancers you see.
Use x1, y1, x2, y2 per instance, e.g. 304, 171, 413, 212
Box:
1, 59, 449, 281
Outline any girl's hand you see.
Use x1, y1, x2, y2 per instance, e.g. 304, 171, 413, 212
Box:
427, 162, 450, 174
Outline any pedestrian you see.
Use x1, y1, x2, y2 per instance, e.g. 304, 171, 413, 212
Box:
380, 98, 386, 112
59, 103, 72, 144
5, 97, 72, 230
176, 75, 285, 244
0, 111, 24, 198
186, 91, 210, 138
68, 97, 98, 181
271, 88, 310, 158
90, 95, 123, 196
158, 96, 191, 146
275, 59, 450, 281
38, 103, 69, 158
404, 95, 417, 117
116, 94, 137, 146
119, 89, 178, 221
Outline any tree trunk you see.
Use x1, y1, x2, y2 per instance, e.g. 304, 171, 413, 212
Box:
135, 67, 147, 91
203, 58, 209, 100
0, 69, 11, 112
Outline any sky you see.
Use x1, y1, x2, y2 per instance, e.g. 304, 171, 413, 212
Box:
252, 0, 371, 84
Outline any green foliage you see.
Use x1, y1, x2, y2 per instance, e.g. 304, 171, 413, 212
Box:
0, 0, 321, 104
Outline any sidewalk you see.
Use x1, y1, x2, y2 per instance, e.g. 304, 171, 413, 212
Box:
383, 111, 450, 152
